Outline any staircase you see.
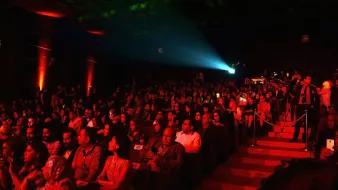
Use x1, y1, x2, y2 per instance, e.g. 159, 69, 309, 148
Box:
199, 121, 313, 190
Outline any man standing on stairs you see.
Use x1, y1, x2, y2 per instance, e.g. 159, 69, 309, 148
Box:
290, 75, 317, 142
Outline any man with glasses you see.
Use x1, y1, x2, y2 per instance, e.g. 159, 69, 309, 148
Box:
176, 119, 202, 190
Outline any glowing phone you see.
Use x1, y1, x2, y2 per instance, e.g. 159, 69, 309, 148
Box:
327, 139, 335, 151
216, 93, 220, 98
239, 97, 247, 102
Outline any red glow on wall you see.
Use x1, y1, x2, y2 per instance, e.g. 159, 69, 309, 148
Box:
302, 35, 310, 43
36, 11, 64, 18
87, 57, 95, 96
38, 38, 49, 90
88, 30, 105, 35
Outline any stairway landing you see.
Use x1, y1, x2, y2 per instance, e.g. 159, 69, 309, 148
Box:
199, 125, 313, 190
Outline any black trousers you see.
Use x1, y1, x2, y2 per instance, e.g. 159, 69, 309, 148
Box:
290, 103, 296, 121
292, 104, 314, 141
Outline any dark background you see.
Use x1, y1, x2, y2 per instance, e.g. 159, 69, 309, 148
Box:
1, 1, 338, 100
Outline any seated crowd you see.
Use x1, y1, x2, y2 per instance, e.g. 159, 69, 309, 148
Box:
0, 78, 265, 190
0, 73, 337, 190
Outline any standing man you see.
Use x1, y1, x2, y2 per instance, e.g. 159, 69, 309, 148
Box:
290, 75, 317, 142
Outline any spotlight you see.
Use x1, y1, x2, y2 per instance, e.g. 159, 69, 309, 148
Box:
158, 48, 163, 54
228, 68, 235, 74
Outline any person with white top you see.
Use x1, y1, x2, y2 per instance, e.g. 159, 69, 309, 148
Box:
175, 119, 201, 154
175, 119, 202, 190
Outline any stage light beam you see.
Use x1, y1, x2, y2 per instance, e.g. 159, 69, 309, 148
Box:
228, 68, 235, 74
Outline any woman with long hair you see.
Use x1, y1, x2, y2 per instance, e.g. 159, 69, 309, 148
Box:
97, 135, 132, 190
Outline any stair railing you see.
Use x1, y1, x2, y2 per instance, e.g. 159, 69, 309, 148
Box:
304, 110, 308, 152
251, 109, 257, 147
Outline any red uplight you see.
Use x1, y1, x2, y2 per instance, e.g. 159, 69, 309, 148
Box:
36, 11, 64, 18
86, 57, 95, 96
38, 38, 50, 90
88, 30, 105, 35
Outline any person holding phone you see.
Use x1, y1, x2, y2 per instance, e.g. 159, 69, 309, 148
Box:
319, 131, 338, 162
317, 114, 338, 161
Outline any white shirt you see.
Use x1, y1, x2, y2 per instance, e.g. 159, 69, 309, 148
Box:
87, 120, 94, 128
176, 131, 202, 154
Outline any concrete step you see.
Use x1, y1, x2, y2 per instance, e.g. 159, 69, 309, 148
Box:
214, 163, 274, 179
256, 137, 306, 149
273, 125, 310, 133
247, 146, 312, 158
200, 176, 261, 190
240, 156, 281, 167
268, 131, 310, 139
268, 131, 294, 139
229, 152, 287, 167
239, 155, 284, 167
198, 136, 312, 190
280, 113, 292, 120
275, 121, 295, 127
273, 126, 300, 133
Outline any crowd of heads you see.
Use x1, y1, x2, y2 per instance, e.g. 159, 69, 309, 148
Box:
0, 72, 337, 189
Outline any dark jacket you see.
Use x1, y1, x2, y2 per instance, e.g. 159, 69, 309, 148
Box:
292, 84, 317, 106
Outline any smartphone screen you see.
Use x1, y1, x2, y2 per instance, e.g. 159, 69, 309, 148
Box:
216, 93, 220, 98
327, 139, 335, 151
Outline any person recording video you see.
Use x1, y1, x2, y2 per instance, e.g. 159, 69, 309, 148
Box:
317, 114, 338, 162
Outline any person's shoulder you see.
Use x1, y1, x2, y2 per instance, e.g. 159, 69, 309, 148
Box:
173, 142, 185, 149
58, 177, 73, 190
122, 158, 131, 166
94, 145, 102, 152
192, 131, 201, 138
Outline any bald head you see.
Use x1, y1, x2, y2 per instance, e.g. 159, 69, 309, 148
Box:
162, 127, 175, 146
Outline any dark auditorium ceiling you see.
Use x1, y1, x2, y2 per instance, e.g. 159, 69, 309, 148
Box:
8, 0, 335, 31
